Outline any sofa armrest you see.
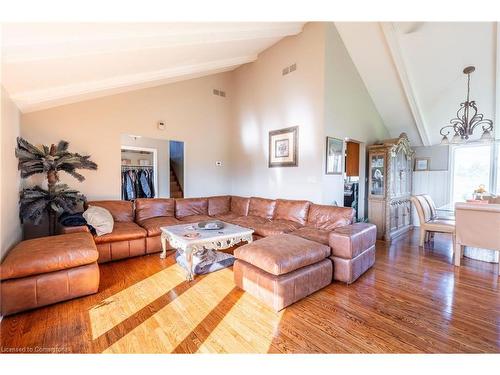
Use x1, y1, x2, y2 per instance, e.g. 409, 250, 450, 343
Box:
328, 223, 376, 259
59, 225, 91, 235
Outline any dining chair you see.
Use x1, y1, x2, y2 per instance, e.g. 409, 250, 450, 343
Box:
422, 194, 455, 221
411, 195, 455, 251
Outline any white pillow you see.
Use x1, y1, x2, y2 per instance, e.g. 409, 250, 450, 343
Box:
83, 206, 114, 236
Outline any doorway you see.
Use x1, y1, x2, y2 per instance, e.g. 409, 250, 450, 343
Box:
344, 140, 364, 221
169, 140, 184, 198
121, 134, 178, 200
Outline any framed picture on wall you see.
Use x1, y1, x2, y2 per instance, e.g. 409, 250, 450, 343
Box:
268, 126, 299, 167
325, 137, 344, 175
414, 157, 430, 171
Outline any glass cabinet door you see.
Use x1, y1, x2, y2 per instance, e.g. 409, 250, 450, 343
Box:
370, 153, 385, 197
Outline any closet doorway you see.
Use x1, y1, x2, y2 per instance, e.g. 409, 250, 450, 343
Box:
121, 135, 185, 200
121, 146, 158, 200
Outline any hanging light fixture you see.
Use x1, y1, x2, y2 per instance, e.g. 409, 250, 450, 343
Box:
440, 66, 494, 144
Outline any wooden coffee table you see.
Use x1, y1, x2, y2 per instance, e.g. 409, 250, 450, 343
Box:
160, 221, 253, 281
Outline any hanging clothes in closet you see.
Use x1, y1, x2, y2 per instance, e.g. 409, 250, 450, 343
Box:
121, 167, 155, 200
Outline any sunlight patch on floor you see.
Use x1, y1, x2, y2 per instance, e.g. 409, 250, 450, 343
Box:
103, 268, 235, 353
196, 292, 284, 353
89, 264, 186, 339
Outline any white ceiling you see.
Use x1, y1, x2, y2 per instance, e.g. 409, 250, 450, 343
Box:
336, 21, 498, 146
3, 21, 497, 147
1, 22, 304, 112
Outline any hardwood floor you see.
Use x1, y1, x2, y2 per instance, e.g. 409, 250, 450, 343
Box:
1, 229, 499, 353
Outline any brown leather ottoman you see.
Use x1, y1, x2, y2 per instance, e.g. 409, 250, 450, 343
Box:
329, 222, 377, 284
0, 233, 100, 316
233, 234, 332, 311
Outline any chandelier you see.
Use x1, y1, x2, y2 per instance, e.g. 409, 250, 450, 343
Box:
440, 66, 494, 144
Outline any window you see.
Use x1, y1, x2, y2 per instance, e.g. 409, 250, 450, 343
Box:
451, 144, 492, 203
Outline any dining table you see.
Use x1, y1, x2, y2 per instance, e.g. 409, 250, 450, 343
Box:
439, 201, 500, 265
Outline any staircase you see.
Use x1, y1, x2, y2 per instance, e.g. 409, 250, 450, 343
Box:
170, 166, 183, 198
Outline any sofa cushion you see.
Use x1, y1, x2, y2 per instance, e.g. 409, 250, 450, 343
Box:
175, 198, 208, 218
178, 215, 212, 224
291, 227, 330, 246
231, 215, 268, 230
135, 198, 175, 223
0, 233, 98, 280
253, 220, 302, 237
274, 199, 311, 225
87, 200, 134, 222
138, 216, 181, 236
248, 197, 276, 220
208, 196, 231, 216
230, 196, 250, 216
234, 234, 330, 276
306, 204, 354, 230
214, 212, 241, 223
93, 222, 147, 244
329, 223, 377, 259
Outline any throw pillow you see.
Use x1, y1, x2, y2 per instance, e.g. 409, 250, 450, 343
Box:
83, 205, 114, 236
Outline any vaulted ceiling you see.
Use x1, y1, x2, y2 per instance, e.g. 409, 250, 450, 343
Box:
3, 22, 497, 147
1, 22, 304, 112
336, 22, 498, 146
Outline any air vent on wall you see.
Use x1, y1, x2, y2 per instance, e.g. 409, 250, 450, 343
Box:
282, 63, 297, 76
213, 89, 226, 97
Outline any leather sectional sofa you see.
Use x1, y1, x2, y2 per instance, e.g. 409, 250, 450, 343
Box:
1, 195, 376, 315
61, 195, 376, 284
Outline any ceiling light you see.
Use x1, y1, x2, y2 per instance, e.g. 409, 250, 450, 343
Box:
439, 66, 494, 144
480, 129, 493, 142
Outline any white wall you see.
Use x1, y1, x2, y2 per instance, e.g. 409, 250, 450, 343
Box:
21, 72, 234, 200
231, 23, 327, 202
413, 145, 449, 171
230, 22, 389, 207
323, 24, 389, 213
1, 86, 22, 260
411, 145, 451, 225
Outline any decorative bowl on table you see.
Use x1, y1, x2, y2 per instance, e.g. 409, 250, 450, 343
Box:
197, 220, 225, 230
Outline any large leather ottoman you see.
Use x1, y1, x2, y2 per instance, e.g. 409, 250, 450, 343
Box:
328, 222, 376, 284
0, 233, 100, 316
233, 234, 332, 311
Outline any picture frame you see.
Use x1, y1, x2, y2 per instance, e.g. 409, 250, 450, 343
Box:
268, 126, 298, 167
325, 137, 344, 175
414, 157, 430, 171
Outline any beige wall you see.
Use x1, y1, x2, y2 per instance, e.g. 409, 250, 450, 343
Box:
230, 23, 327, 202
21, 72, 234, 200
1, 86, 22, 260
230, 22, 389, 207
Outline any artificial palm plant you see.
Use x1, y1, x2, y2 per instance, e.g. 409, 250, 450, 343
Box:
16, 137, 98, 235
